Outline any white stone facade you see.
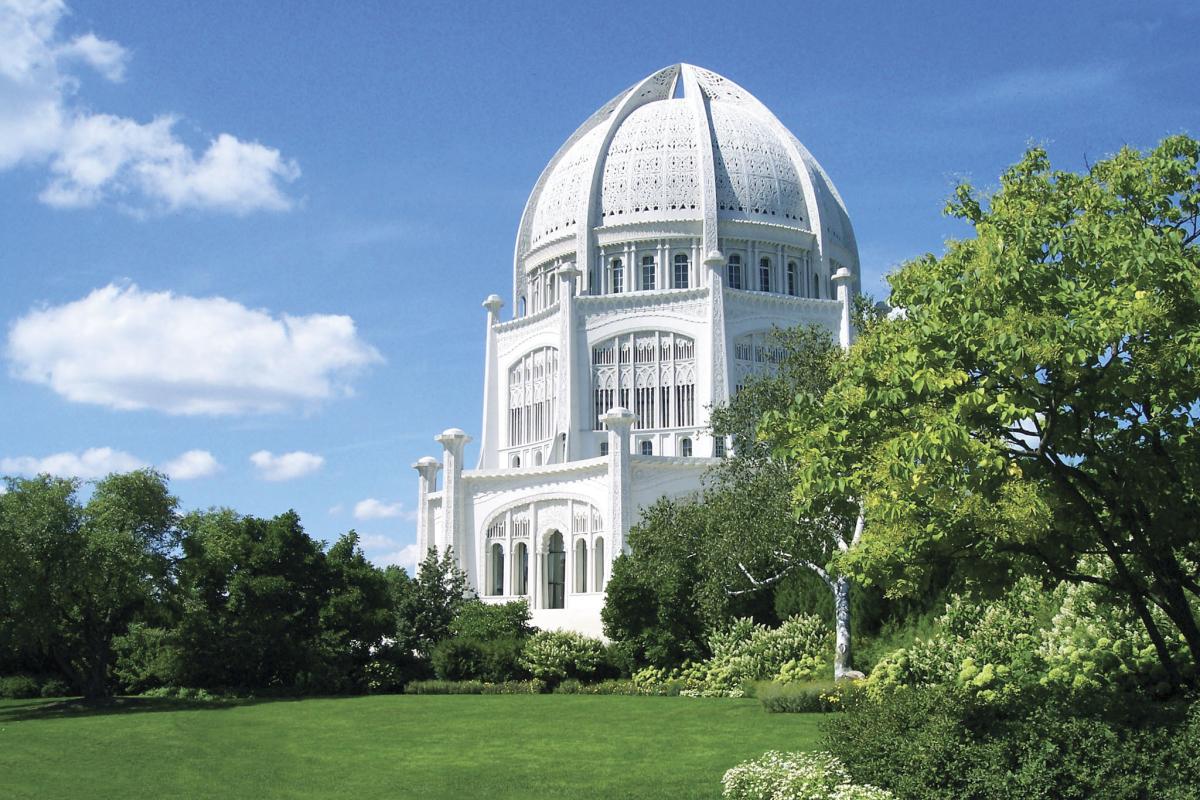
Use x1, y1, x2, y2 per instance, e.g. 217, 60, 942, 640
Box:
414, 64, 859, 636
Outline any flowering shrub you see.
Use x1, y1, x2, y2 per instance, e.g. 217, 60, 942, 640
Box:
518, 630, 605, 685
757, 681, 857, 713
687, 615, 830, 697
721, 751, 893, 800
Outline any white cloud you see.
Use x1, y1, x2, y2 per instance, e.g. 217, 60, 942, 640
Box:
160, 449, 220, 480
358, 533, 398, 550
0, 1, 298, 213
0, 446, 145, 479
370, 543, 420, 574
353, 497, 416, 521
6, 283, 383, 415
250, 449, 323, 481
327, 503, 344, 516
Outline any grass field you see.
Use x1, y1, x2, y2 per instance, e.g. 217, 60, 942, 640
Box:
0, 694, 823, 799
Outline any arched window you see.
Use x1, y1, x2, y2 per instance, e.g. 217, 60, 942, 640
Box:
533, 451, 543, 466
489, 542, 504, 596
715, 437, 726, 457
611, 258, 624, 294
680, 437, 692, 457
518, 296, 527, 317
759, 257, 771, 292
546, 532, 565, 609
513, 542, 529, 596
599, 441, 609, 457
574, 538, 588, 593
787, 261, 797, 296
594, 537, 605, 590
511, 455, 521, 468
812, 273, 820, 298
508, 347, 559, 447
640, 440, 653, 456
727, 254, 742, 289
673, 253, 689, 288
591, 331, 695, 431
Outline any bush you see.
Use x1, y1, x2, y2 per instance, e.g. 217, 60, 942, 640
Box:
449, 599, 532, 641
677, 615, 829, 697
757, 680, 852, 714
39, 677, 71, 698
721, 750, 893, 800
112, 623, 183, 694
137, 686, 226, 702
825, 686, 1200, 800
519, 630, 606, 685
431, 637, 527, 683
403, 680, 541, 695
0, 675, 41, 699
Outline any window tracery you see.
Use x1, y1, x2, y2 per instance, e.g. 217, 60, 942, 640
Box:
733, 332, 787, 393
591, 332, 695, 431
508, 347, 559, 446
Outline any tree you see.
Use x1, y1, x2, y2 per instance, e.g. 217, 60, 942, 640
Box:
0, 471, 177, 698
392, 548, 472, 664
175, 508, 329, 691
706, 325, 864, 677
774, 136, 1200, 688
317, 531, 394, 692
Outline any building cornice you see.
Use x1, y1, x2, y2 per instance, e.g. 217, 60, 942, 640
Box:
494, 302, 560, 335
464, 457, 609, 482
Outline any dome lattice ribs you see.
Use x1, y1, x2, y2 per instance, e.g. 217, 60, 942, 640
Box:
513, 63, 858, 309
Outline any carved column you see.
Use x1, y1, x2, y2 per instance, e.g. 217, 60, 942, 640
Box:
435, 428, 472, 581
704, 249, 729, 417
832, 266, 853, 350
412, 456, 441, 556
476, 294, 503, 469
600, 406, 636, 555
556, 262, 580, 462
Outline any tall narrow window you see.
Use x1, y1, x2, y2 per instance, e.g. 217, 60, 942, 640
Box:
611, 258, 624, 294
715, 437, 726, 457
489, 543, 504, 596
759, 257, 771, 292
787, 261, 797, 295
591, 332, 694, 432
508, 347, 559, 447
680, 437, 692, 457
514, 542, 528, 595
812, 273, 820, 298
640, 440, 653, 455
727, 254, 742, 289
641, 256, 656, 290
599, 441, 609, 457
546, 532, 565, 609
574, 539, 587, 593
594, 537, 605, 590
673, 253, 689, 288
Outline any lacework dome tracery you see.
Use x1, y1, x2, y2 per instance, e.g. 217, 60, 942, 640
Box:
515, 63, 858, 288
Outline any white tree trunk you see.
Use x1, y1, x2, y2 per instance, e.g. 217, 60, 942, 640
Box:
832, 574, 852, 679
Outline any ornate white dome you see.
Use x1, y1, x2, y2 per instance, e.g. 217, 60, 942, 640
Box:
514, 64, 858, 299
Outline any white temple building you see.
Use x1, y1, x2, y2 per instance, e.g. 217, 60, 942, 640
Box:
413, 64, 860, 636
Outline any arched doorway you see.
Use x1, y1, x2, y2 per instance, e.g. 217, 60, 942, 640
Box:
545, 531, 565, 609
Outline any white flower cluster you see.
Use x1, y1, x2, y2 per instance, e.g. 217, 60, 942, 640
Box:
721, 751, 893, 800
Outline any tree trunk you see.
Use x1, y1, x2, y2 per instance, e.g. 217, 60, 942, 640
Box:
832, 575, 852, 679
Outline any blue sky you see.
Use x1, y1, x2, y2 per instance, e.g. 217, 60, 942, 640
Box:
1, 0, 1195, 571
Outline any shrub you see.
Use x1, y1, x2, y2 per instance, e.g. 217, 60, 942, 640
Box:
39, 677, 71, 698
757, 680, 853, 714
721, 750, 892, 800
449, 599, 533, 641
683, 615, 829, 697
825, 686, 1200, 800
431, 637, 527, 682
112, 623, 183, 694
0, 675, 40, 699
137, 686, 226, 702
519, 630, 605, 685
403, 679, 541, 695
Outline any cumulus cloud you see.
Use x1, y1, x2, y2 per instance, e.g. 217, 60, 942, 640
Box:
0, 1, 298, 213
357, 533, 398, 550
0, 446, 145, 479
370, 543, 420, 574
160, 449, 220, 480
250, 450, 323, 481
6, 283, 382, 415
353, 498, 416, 521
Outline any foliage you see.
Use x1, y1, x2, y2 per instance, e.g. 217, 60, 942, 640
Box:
430, 636, 527, 682
721, 750, 893, 800
111, 624, 183, 694
403, 679, 542, 695
774, 136, 1200, 686
756, 681, 852, 714
0, 471, 177, 698
826, 687, 1200, 800
392, 547, 472, 663
689, 615, 830, 697
449, 599, 532, 641
518, 630, 606, 685
0, 674, 41, 699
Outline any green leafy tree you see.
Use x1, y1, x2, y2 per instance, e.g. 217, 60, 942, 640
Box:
0, 470, 177, 698
316, 531, 394, 692
706, 325, 864, 676
175, 508, 329, 691
774, 136, 1200, 688
392, 548, 472, 664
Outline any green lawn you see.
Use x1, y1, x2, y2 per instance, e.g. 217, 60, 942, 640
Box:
0, 694, 823, 799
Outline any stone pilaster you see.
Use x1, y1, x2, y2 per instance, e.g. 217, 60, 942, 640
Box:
600, 406, 636, 556
476, 295, 503, 469
412, 456, 441, 556
556, 262, 581, 463
832, 266, 853, 350
434, 428, 472, 580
